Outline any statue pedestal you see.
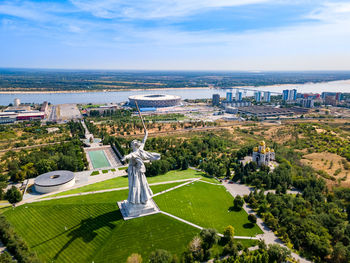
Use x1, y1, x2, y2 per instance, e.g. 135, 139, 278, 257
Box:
118, 199, 160, 220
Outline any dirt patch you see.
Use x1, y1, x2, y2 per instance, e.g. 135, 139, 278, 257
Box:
301, 152, 350, 187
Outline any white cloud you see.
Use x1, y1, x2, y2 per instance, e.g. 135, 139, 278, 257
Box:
70, 0, 272, 19
307, 1, 350, 23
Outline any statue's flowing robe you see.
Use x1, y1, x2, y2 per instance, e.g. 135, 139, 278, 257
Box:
127, 149, 161, 204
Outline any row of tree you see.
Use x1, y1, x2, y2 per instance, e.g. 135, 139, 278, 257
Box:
0, 215, 40, 263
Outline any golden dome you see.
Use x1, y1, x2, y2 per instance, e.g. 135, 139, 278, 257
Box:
260, 141, 266, 146
253, 147, 258, 152
266, 147, 270, 152
261, 149, 266, 154
270, 149, 274, 152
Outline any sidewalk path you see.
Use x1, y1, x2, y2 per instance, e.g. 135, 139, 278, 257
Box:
19, 178, 200, 204
153, 178, 200, 197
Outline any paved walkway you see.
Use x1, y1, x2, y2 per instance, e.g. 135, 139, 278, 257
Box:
153, 178, 200, 197
18, 169, 126, 205
223, 182, 312, 263
19, 178, 200, 205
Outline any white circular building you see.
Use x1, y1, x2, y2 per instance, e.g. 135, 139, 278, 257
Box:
34, 170, 75, 194
129, 94, 181, 108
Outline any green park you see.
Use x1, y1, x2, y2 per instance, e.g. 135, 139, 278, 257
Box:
2, 169, 261, 262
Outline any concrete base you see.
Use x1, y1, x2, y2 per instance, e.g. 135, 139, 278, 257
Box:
117, 199, 160, 220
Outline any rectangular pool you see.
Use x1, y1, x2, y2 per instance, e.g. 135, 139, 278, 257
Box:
88, 150, 111, 169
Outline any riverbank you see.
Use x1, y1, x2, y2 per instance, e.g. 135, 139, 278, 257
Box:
0, 86, 212, 94
1, 78, 350, 95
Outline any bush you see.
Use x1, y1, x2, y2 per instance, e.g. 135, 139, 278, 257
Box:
149, 249, 172, 263
200, 228, 218, 250
223, 225, 235, 243
127, 253, 142, 263
5, 186, 22, 204
90, 171, 100, 176
233, 195, 244, 210
102, 170, 108, 174
0, 251, 15, 263
248, 214, 257, 224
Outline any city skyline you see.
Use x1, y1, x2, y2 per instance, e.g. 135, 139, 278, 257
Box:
1, 0, 350, 70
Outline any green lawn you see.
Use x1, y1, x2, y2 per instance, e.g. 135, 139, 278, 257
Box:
4, 183, 198, 263
154, 181, 263, 236
47, 169, 216, 198
88, 150, 110, 169
4, 180, 260, 263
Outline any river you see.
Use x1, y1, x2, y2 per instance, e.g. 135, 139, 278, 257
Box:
0, 79, 349, 105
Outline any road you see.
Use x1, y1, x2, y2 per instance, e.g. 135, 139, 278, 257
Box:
48, 105, 57, 122
0, 141, 71, 153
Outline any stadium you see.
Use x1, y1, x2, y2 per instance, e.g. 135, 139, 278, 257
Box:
128, 94, 181, 108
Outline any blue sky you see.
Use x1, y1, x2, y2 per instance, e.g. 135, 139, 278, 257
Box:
1, 0, 350, 70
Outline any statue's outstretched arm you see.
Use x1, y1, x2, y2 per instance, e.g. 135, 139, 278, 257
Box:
140, 130, 148, 150
121, 153, 133, 162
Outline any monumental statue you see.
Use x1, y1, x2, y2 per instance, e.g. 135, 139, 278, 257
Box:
118, 102, 161, 219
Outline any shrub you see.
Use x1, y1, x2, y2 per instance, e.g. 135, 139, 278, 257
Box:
5, 186, 22, 204
149, 249, 172, 263
248, 214, 257, 224
90, 171, 100, 176
127, 253, 142, 263
233, 195, 244, 210
200, 228, 218, 250
223, 225, 235, 243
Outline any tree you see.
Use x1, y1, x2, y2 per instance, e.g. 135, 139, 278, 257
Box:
234, 195, 244, 210
149, 249, 172, 263
186, 236, 203, 262
200, 228, 218, 250
223, 225, 235, 243
267, 244, 291, 263
127, 253, 142, 263
181, 159, 189, 170
0, 174, 8, 200
5, 186, 22, 204
331, 242, 347, 263
248, 214, 257, 224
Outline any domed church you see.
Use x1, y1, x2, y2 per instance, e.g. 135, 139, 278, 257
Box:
252, 141, 275, 166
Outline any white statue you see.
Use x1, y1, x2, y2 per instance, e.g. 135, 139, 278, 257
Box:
122, 130, 160, 204
118, 102, 161, 219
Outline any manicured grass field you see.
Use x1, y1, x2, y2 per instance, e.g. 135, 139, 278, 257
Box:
88, 150, 110, 169
153, 181, 263, 236
4, 183, 197, 263
48, 169, 216, 198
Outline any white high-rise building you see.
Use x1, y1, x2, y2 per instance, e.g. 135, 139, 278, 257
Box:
14, 98, 20, 106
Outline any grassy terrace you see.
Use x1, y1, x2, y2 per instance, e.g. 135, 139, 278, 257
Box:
46, 169, 218, 198
154, 181, 263, 236
5, 181, 258, 263
4, 183, 195, 263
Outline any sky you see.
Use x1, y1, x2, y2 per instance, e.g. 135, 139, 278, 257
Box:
1, 0, 350, 70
